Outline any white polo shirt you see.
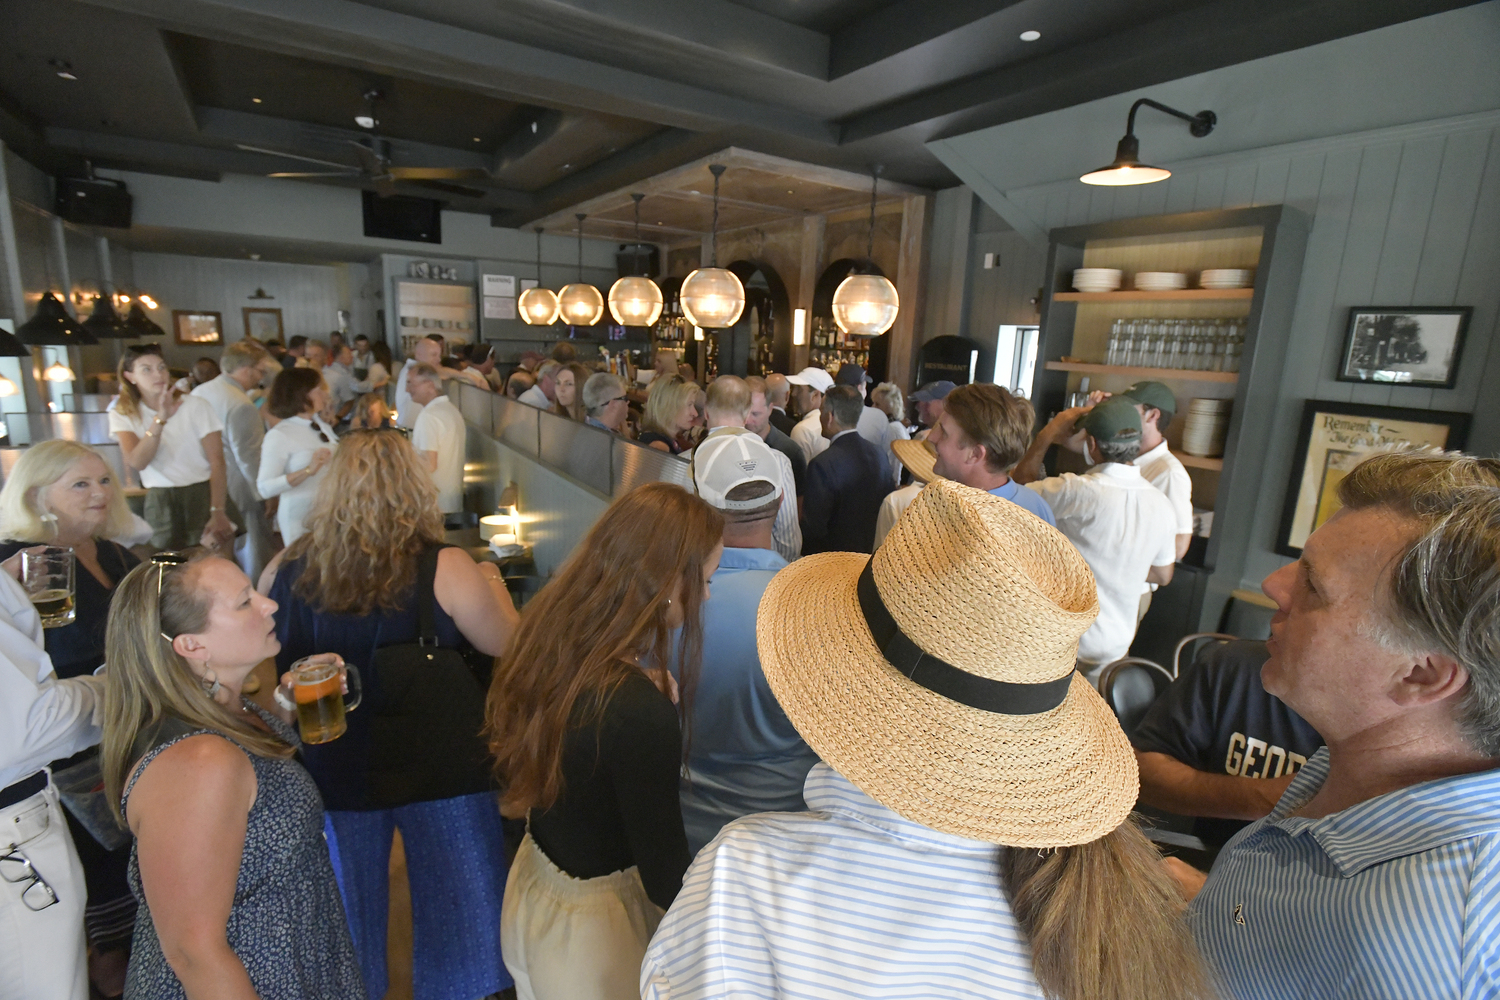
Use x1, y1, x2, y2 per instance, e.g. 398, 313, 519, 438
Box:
1027, 463, 1176, 672
412, 394, 466, 513
107, 395, 223, 489
791, 409, 828, 464
1135, 440, 1194, 535
394, 359, 422, 428
517, 383, 550, 409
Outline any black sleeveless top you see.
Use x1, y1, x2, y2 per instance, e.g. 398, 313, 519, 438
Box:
0, 538, 138, 679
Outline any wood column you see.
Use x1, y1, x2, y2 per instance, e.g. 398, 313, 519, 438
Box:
794, 214, 824, 372
888, 194, 930, 393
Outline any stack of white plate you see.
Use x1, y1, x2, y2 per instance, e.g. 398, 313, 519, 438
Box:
1201, 268, 1253, 289
1072, 268, 1122, 292
1135, 271, 1188, 290
1181, 397, 1233, 457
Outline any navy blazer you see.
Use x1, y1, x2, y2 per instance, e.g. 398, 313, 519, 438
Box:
801, 431, 894, 554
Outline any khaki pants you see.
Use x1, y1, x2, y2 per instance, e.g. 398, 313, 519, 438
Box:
144, 481, 240, 551
501, 834, 663, 1000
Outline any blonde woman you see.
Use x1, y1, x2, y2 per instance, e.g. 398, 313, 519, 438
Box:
260, 430, 519, 1000
101, 551, 363, 999
872, 382, 910, 488
0, 440, 141, 995
639, 375, 699, 454
347, 393, 393, 430
108, 343, 234, 550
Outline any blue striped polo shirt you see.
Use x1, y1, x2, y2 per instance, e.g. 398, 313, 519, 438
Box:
1188, 747, 1500, 999
642, 763, 1043, 999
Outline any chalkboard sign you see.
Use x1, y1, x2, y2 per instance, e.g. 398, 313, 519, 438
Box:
917, 335, 982, 386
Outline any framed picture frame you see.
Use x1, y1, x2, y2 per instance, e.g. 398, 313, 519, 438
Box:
1275, 400, 1471, 556
242, 307, 283, 341
1337, 306, 1471, 388
173, 310, 223, 346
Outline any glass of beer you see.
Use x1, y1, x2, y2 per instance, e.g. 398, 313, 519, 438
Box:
23, 547, 75, 628
290, 658, 362, 744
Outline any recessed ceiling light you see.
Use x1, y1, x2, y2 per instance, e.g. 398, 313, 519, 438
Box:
1019, 30, 1041, 41
787, 189, 794, 194
561, 163, 571, 171
252, 97, 262, 104
473, 136, 481, 142
355, 115, 376, 129
49, 59, 76, 80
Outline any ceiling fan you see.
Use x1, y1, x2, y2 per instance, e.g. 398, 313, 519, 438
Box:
240, 138, 489, 198
238, 92, 488, 199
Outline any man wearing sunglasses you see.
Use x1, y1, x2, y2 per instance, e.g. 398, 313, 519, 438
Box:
0, 548, 105, 1000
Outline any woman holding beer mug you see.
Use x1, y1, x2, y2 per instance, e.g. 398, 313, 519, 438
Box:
0, 440, 141, 996
261, 429, 519, 1000
100, 551, 365, 1000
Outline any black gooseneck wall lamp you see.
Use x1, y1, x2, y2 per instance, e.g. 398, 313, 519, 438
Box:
1080, 98, 1216, 186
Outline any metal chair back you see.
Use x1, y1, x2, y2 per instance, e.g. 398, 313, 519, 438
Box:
1099, 657, 1174, 737
1172, 632, 1237, 678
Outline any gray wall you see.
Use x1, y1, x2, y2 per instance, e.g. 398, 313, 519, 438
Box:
927, 3, 1500, 594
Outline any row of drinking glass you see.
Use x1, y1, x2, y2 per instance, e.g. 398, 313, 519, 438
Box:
1105, 318, 1244, 373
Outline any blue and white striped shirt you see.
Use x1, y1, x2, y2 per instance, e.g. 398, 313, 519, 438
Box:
641, 763, 1043, 999
1189, 747, 1500, 1000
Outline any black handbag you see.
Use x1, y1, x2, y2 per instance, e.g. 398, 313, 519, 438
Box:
366, 545, 497, 808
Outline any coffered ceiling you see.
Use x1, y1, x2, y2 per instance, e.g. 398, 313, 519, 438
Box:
0, 0, 1479, 232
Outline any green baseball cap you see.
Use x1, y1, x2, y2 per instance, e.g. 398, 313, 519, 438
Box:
1078, 396, 1143, 443
1119, 380, 1177, 417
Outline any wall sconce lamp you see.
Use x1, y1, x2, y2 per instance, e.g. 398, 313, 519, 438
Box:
792, 308, 807, 347
1080, 98, 1216, 186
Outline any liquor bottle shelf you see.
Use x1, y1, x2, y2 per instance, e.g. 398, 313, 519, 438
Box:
1054, 288, 1255, 302
1044, 361, 1239, 383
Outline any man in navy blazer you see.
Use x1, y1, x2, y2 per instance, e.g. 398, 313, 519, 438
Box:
801, 385, 895, 554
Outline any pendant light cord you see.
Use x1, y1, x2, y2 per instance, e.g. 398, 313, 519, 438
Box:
575, 214, 586, 282
866, 166, 882, 263
708, 164, 726, 268
533, 226, 544, 283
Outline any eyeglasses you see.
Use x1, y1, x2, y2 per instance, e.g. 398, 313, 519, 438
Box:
605, 395, 628, 405
0, 848, 60, 912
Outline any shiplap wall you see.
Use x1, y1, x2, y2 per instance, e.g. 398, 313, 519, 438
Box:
952, 115, 1500, 588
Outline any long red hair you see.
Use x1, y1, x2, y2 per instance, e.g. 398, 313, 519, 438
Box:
486, 482, 723, 814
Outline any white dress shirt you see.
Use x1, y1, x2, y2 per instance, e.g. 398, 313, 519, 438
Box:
643, 763, 1045, 1000
790, 408, 828, 464
257, 415, 339, 545
1135, 440, 1194, 535
192, 374, 264, 504
395, 360, 422, 428
412, 395, 466, 514
107, 395, 223, 489
517, 383, 550, 409
1027, 463, 1176, 671
0, 573, 103, 790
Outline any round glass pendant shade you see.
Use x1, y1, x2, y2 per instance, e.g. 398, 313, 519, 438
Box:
607, 276, 664, 327
518, 286, 561, 326
679, 267, 745, 329
557, 283, 604, 326
831, 273, 900, 337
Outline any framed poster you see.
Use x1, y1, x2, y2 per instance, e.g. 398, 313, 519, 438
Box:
1275, 400, 1471, 556
173, 310, 223, 346
1337, 306, 1471, 388
242, 307, 283, 341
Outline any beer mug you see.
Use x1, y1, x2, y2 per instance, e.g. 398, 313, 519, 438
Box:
23, 546, 76, 628
290, 658, 362, 745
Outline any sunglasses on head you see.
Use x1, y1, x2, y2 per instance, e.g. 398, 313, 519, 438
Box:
151, 551, 191, 641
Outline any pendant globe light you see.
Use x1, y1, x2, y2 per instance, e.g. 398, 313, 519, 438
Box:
81, 293, 132, 339
16, 292, 95, 346
519, 226, 561, 326
608, 193, 664, 327
831, 167, 899, 338
557, 214, 605, 327
679, 164, 745, 329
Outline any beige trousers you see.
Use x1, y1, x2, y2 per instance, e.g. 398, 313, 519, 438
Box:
500, 833, 664, 1000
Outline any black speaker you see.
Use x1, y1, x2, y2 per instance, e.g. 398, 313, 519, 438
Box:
54, 177, 132, 229
362, 190, 442, 244
616, 243, 660, 278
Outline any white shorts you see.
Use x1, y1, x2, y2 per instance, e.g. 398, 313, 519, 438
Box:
500, 833, 663, 1000
0, 781, 88, 1000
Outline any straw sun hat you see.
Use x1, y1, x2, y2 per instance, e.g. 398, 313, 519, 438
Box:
757, 478, 1138, 846
890, 437, 937, 484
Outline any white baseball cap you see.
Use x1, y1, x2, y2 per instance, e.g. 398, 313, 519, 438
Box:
692, 431, 785, 510
786, 366, 835, 393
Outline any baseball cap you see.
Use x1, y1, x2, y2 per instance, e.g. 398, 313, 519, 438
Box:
692, 431, 785, 510
911, 380, 956, 402
786, 366, 835, 394
1119, 381, 1177, 417
1078, 396, 1143, 443
834, 363, 870, 387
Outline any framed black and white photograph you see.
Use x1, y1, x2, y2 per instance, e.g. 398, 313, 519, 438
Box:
1337, 306, 1471, 388
1275, 400, 1471, 556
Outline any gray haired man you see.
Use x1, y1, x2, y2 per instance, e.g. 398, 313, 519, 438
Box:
193, 340, 274, 578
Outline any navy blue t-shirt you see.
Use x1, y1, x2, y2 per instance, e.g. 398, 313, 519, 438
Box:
1132, 639, 1324, 847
